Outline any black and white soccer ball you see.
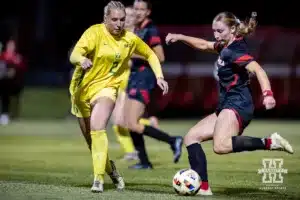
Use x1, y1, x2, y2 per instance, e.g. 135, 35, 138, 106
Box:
172, 169, 201, 196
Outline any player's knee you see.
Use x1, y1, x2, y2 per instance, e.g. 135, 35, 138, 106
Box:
213, 145, 225, 154
184, 128, 207, 146
213, 140, 229, 154
184, 129, 199, 146
126, 120, 141, 133
113, 116, 126, 127
90, 120, 106, 131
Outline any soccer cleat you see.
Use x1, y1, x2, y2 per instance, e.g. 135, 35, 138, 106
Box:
108, 160, 125, 190
197, 187, 213, 196
269, 132, 294, 154
121, 152, 139, 161
91, 180, 104, 193
129, 163, 153, 169
196, 181, 213, 196
171, 136, 183, 163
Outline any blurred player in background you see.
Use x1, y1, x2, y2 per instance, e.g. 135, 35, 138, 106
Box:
166, 12, 293, 195
123, 0, 183, 170
112, 5, 161, 161
124, 6, 136, 32
0, 40, 25, 125
69, 1, 168, 193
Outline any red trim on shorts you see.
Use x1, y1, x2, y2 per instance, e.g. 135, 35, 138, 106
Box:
227, 108, 243, 135
129, 88, 137, 96
140, 89, 150, 104
138, 66, 146, 72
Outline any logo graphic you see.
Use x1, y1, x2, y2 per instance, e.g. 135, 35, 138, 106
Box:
257, 158, 287, 190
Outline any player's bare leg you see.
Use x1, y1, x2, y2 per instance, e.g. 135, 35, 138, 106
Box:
209, 109, 293, 194
90, 97, 125, 192
124, 98, 146, 134
212, 109, 240, 154
112, 92, 126, 126
126, 99, 183, 164
112, 92, 138, 161
184, 113, 217, 196
149, 116, 159, 128
213, 109, 293, 155
126, 99, 183, 168
125, 98, 152, 168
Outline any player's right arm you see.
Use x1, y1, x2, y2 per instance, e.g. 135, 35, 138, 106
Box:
165, 33, 217, 52
69, 26, 97, 68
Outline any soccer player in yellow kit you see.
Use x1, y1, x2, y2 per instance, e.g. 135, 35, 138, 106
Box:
69, 1, 168, 193
112, 5, 160, 161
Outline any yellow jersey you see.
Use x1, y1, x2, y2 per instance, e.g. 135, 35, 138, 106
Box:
69, 23, 163, 97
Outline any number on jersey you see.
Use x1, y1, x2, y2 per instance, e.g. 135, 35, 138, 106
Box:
109, 61, 119, 75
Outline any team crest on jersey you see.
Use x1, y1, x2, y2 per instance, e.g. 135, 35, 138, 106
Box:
124, 43, 130, 48
217, 57, 225, 66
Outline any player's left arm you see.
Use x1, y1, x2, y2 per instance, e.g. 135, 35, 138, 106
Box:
133, 36, 164, 79
245, 61, 276, 109
233, 52, 272, 93
246, 61, 272, 93
234, 51, 275, 109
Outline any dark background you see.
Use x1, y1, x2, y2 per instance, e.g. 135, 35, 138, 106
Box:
0, 0, 299, 68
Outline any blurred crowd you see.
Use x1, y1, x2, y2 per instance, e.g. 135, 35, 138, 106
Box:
0, 39, 26, 125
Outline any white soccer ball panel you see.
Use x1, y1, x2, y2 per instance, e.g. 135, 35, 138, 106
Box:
172, 169, 201, 196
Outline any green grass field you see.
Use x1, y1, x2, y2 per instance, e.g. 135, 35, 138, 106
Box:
0, 119, 300, 200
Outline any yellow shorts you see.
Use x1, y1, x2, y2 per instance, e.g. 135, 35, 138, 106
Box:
71, 82, 120, 118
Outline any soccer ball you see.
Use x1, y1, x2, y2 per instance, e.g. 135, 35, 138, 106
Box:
172, 169, 201, 196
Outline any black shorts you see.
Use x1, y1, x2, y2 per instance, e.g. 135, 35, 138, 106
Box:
216, 97, 254, 134
126, 67, 156, 105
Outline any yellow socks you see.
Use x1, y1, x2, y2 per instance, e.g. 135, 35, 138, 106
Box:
139, 118, 151, 126
113, 125, 135, 154
91, 130, 108, 183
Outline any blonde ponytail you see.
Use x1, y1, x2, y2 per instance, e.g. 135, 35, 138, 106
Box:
236, 12, 258, 37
